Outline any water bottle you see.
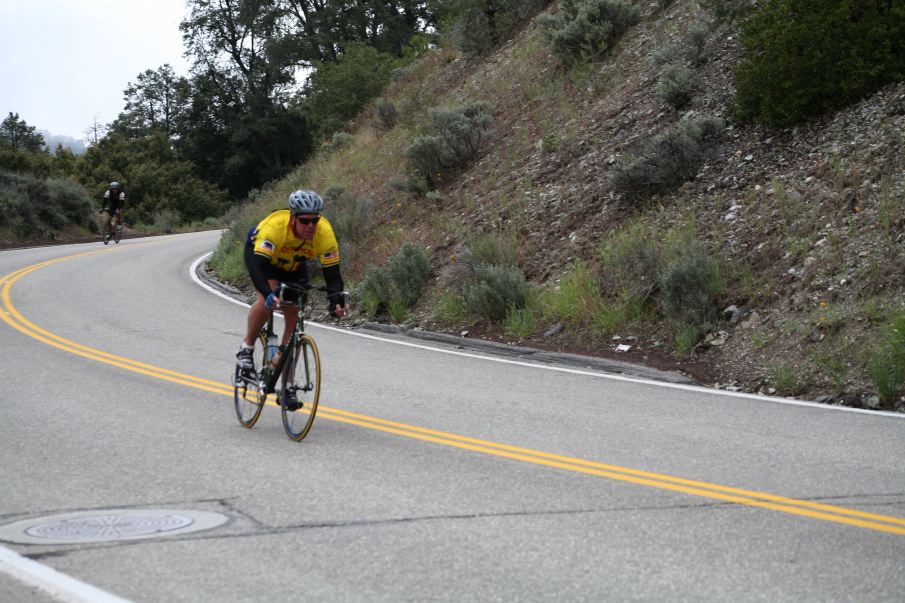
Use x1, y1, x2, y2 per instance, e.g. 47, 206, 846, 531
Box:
266, 334, 279, 363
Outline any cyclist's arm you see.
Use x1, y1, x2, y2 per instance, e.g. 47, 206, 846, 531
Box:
321, 264, 346, 315
248, 252, 275, 298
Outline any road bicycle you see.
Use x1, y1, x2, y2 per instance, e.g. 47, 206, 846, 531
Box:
102, 212, 122, 245
232, 282, 326, 441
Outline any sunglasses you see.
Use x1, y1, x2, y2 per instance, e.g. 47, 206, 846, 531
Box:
294, 216, 320, 225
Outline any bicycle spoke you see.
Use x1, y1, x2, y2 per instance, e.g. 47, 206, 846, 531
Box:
234, 334, 267, 428
281, 335, 321, 441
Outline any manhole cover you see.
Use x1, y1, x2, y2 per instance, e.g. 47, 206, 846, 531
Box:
0, 509, 229, 545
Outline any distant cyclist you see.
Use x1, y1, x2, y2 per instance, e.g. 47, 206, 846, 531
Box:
236, 189, 349, 374
100, 181, 126, 231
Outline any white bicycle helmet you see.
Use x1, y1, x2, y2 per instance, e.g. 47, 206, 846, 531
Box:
288, 189, 324, 214
110, 181, 121, 189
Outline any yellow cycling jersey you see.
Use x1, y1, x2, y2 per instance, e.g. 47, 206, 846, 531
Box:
247, 210, 340, 272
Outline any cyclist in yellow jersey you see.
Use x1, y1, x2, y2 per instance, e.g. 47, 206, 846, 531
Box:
236, 189, 349, 374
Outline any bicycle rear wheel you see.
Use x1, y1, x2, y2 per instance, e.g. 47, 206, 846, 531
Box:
280, 335, 321, 441
233, 333, 267, 428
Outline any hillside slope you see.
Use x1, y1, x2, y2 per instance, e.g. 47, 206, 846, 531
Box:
225, 1, 905, 410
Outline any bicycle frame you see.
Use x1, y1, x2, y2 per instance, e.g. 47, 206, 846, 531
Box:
259, 283, 311, 394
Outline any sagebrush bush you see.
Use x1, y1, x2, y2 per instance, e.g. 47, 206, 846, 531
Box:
463, 263, 530, 322
388, 242, 430, 307
374, 98, 399, 130
405, 101, 493, 188
609, 116, 725, 201
538, 0, 641, 64
358, 242, 430, 318
0, 169, 93, 238
658, 64, 697, 109
732, 0, 905, 126
652, 44, 681, 67
322, 132, 355, 154
359, 265, 394, 316
658, 240, 725, 330
598, 222, 663, 303
323, 187, 373, 244
686, 22, 710, 65
150, 209, 182, 234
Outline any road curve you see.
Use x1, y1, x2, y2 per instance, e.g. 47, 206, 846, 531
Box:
1, 232, 904, 602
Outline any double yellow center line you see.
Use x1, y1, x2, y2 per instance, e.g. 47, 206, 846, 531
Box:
3, 249, 905, 536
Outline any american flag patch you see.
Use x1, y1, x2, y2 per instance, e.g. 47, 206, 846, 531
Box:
260, 240, 275, 252
324, 250, 338, 260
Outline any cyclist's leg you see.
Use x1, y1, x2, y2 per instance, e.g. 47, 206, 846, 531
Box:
241, 245, 281, 347
244, 282, 279, 346
278, 265, 308, 346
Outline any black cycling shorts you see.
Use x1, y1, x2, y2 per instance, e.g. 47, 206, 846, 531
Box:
243, 244, 307, 305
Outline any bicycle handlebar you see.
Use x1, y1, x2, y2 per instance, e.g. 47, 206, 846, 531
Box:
277, 282, 349, 301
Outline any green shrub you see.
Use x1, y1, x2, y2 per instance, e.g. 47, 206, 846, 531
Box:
405, 101, 493, 189
209, 230, 246, 282
538, 0, 641, 64
321, 132, 355, 154
868, 311, 905, 407
543, 261, 601, 324
658, 63, 697, 109
732, 0, 905, 127
374, 98, 399, 130
673, 322, 703, 357
0, 169, 93, 239
388, 242, 430, 307
433, 291, 469, 322
598, 221, 663, 303
770, 361, 804, 397
359, 243, 430, 318
150, 209, 181, 234
504, 305, 537, 338
323, 187, 373, 244
659, 239, 725, 331
699, 0, 756, 28
359, 265, 394, 316
610, 116, 725, 201
388, 298, 410, 323
686, 22, 710, 65
469, 231, 519, 267
463, 263, 530, 322
652, 44, 681, 68
305, 43, 397, 140
444, 0, 550, 56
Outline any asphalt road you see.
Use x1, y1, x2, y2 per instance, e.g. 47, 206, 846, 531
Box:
1, 232, 904, 602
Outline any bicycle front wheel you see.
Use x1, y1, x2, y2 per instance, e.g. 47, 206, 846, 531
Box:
233, 333, 267, 428
114, 223, 122, 243
280, 335, 321, 441
102, 223, 111, 245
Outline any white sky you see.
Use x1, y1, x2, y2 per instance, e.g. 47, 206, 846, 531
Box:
0, 0, 191, 140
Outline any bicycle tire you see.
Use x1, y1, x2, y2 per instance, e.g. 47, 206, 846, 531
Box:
233, 333, 267, 428
102, 223, 111, 245
280, 334, 321, 441
114, 223, 122, 243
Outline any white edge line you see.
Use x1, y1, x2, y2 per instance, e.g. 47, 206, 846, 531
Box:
0, 545, 131, 603
190, 252, 905, 419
